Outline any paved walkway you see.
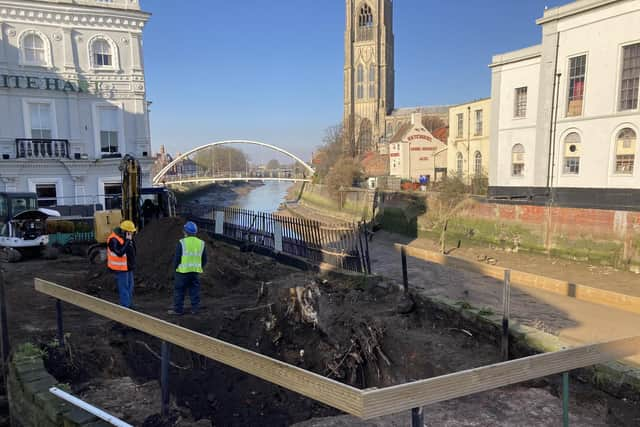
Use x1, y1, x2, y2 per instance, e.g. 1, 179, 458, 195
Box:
368, 231, 640, 366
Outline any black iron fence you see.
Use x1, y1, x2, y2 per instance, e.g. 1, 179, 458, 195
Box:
186, 206, 371, 274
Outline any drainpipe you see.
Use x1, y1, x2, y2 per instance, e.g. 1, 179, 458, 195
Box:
546, 32, 561, 191
467, 106, 471, 186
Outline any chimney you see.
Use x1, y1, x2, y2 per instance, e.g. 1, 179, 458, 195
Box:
411, 112, 423, 126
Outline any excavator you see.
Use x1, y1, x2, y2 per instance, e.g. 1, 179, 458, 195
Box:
87, 155, 175, 263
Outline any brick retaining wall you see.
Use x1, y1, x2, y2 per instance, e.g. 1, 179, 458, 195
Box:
7, 344, 109, 427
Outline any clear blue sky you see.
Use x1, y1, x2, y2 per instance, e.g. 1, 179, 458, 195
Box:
142, 0, 568, 162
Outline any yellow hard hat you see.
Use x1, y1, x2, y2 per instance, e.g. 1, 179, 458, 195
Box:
120, 220, 137, 232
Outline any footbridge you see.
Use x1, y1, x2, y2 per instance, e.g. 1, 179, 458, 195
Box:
153, 140, 314, 186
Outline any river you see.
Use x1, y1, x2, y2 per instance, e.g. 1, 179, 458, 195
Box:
231, 181, 293, 212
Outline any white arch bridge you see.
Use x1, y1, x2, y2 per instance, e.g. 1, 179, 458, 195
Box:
153, 140, 314, 186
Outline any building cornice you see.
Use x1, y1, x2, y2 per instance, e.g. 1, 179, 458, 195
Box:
536, 0, 621, 25
489, 44, 542, 68
0, 1, 149, 32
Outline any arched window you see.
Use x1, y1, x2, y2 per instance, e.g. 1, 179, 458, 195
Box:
512, 144, 525, 176
615, 128, 636, 174
563, 132, 581, 174
356, 64, 364, 100
386, 122, 394, 137
357, 119, 372, 154
92, 39, 113, 67
456, 152, 464, 176
21, 33, 47, 66
474, 151, 482, 176
357, 4, 374, 41
368, 64, 376, 98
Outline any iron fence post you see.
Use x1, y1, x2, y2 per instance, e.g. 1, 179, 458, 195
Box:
562, 371, 570, 427
161, 341, 170, 416
401, 246, 409, 294
56, 299, 64, 347
411, 407, 423, 427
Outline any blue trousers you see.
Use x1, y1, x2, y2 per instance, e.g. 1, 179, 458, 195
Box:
115, 271, 134, 308
174, 272, 200, 314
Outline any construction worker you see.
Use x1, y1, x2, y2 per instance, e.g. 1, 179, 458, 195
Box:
169, 221, 207, 315
107, 220, 137, 309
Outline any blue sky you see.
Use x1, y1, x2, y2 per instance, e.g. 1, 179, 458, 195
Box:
142, 0, 568, 162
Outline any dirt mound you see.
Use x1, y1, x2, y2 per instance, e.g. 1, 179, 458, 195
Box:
86, 217, 297, 296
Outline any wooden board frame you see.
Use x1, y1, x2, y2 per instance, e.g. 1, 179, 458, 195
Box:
35, 279, 640, 420
395, 244, 640, 315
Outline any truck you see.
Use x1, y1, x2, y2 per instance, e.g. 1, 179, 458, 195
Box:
0, 192, 61, 262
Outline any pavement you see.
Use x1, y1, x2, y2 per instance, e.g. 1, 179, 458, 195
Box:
368, 231, 640, 367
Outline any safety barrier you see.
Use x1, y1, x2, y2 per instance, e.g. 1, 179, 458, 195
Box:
35, 278, 640, 425
186, 206, 371, 274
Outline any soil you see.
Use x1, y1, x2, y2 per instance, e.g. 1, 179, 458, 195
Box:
1, 217, 639, 426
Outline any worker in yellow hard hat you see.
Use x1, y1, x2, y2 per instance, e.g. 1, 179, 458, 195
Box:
107, 220, 137, 309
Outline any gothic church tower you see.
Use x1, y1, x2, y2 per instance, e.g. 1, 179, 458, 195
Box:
344, 0, 394, 155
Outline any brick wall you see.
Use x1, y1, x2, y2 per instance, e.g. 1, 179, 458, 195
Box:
7, 344, 109, 427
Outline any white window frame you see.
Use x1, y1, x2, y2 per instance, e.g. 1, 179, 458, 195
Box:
565, 53, 588, 117
18, 29, 52, 68
617, 41, 640, 113
87, 34, 120, 71
28, 178, 64, 206
610, 124, 638, 177
561, 130, 582, 176
474, 109, 483, 136
514, 87, 528, 118
22, 98, 58, 139
92, 102, 125, 157
98, 177, 121, 211
511, 144, 525, 177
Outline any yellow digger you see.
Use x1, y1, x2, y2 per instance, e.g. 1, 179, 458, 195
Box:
88, 155, 175, 263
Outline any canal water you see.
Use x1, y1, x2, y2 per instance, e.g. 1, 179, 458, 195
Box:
231, 181, 293, 212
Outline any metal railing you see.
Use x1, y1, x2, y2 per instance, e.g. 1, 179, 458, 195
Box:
185, 206, 371, 274
15, 138, 70, 159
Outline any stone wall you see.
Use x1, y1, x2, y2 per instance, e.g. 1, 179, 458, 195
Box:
376, 191, 640, 270
7, 344, 109, 427
299, 184, 375, 221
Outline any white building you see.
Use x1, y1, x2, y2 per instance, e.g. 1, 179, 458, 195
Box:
0, 0, 152, 209
489, 0, 640, 208
389, 113, 448, 182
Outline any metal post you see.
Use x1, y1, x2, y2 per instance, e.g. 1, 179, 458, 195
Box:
411, 407, 423, 427
562, 371, 569, 427
56, 299, 64, 348
161, 341, 170, 416
0, 269, 10, 364
501, 269, 511, 361
401, 246, 409, 294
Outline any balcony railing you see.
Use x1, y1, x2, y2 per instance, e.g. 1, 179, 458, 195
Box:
16, 139, 70, 159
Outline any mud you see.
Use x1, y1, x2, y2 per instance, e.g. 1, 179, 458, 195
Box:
1, 217, 639, 425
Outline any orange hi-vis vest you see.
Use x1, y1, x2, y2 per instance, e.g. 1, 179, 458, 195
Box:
107, 232, 128, 272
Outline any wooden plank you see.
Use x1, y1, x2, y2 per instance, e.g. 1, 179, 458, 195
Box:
34, 279, 364, 416
361, 335, 640, 419
395, 244, 640, 315
35, 279, 640, 421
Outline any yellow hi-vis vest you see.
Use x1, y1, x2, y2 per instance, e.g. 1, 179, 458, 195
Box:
176, 236, 205, 274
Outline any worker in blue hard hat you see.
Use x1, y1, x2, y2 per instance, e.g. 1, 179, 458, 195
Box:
168, 221, 207, 315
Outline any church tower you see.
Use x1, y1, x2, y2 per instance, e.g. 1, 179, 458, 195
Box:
344, 0, 395, 156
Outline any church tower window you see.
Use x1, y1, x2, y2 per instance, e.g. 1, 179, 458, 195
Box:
369, 64, 376, 98
358, 4, 374, 41
357, 64, 364, 99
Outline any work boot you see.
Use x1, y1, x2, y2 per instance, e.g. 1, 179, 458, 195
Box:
167, 309, 183, 316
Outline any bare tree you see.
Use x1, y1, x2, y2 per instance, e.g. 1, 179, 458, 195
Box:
421, 115, 446, 132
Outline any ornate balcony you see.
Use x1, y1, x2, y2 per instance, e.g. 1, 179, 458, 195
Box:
15, 139, 70, 160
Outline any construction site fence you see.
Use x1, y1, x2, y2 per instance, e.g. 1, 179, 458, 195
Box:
182, 206, 371, 274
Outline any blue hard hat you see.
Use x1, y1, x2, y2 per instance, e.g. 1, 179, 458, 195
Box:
184, 221, 198, 235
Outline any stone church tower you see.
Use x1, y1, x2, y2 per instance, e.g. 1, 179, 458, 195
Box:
344, 0, 395, 156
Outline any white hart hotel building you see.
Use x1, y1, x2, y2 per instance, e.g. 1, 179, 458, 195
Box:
0, 0, 152, 208
489, 0, 640, 210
